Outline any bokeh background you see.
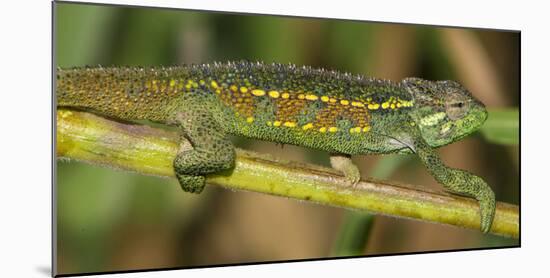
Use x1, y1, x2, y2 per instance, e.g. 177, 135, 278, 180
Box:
54, 2, 519, 275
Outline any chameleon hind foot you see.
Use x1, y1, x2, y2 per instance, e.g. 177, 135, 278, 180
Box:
172, 109, 236, 194
330, 154, 361, 186
173, 146, 235, 194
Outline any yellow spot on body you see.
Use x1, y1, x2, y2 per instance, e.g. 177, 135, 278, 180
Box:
169, 79, 176, 87
400, 99, 414, 107
321, 96, 329, 102
266, 121, 272, 126
350, 127, 362, 133
273, 121, 282, 127
390, 103, 396, 109
283, 121, 297, 127
185, 84, 192, 90
362, 126, 371, 132
397, 103, 402, 108
382, 102, 390, 109
246, 117, 254, 123
192, 82, 198, 88
230, 85, 238, 92
268, 90, 280, 98
240, 86, 248, 93
302, 123, 314, 130
351, 101, 365, 107
281, 92, 290, 99
329, 98, 337, 103
251, 89, 265, 96
305, 94, 318, 101
319, 127, 327, 133
328, 127, 338, 133
211, 80, 219, 88
298, 94, 305, 100
340, 100, 349, 105
199, 80, 205, 86
215, 89, 221, 94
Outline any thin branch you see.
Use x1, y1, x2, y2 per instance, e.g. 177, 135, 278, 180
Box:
56, 108, 519, 238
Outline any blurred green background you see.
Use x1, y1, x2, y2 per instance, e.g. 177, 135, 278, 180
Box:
54, 2, 519, 275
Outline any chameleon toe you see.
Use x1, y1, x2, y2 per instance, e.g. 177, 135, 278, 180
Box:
176, 174, 206, 194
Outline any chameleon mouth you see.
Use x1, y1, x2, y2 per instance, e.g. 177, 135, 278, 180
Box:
454, 103, 488, 141
473, 100, 488, 126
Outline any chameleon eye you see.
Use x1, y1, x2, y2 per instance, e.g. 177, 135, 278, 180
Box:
450, 102, 464, 108
445, 94, 469, 120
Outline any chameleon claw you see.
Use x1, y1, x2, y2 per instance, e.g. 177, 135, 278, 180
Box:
458, 174, 495, 233
343, 167, 361, 187
444, 171, 496, 233
346, 173, 361, 187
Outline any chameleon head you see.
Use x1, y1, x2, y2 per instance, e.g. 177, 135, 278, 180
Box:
402, 78, 488, 147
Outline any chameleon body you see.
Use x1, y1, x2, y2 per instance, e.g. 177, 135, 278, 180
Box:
56, 61, 495, 232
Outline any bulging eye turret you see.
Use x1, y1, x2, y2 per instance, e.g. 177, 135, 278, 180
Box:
445, 92, 469, 120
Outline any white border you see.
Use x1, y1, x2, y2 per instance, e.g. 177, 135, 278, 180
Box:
3, 0, 548, 277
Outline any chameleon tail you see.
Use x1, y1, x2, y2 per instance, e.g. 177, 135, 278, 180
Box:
55, 66, 180, 122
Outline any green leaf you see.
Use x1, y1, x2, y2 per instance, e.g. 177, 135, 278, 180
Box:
480, 109, 519, 145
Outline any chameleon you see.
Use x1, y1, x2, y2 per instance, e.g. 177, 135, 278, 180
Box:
56, 61, 495, 233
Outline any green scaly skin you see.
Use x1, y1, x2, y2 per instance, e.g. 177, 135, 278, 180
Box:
56, 61, 494, 232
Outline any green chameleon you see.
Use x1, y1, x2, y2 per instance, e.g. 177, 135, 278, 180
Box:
56, 61, 495, 233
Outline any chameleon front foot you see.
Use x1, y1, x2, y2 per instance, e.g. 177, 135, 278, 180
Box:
440, 169, 496, 233
175, 173, 206, 194
330, 154, 361, 186
459, 173, 496, 233
479, 189, 496, 233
